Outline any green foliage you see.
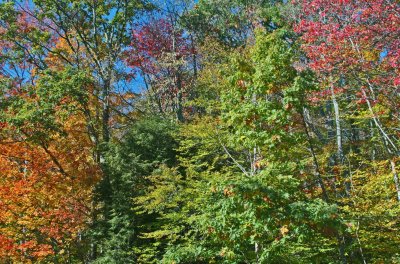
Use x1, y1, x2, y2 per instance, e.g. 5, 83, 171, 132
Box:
0, 67, 91, 144
1, 0, 399, 262
133, 26, 343, 263
133, 117, 231, 263
183, 0, 286, 47
91, 117, 178, 263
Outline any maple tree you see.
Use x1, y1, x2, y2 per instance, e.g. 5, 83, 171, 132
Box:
294, 0, 400, 160
292, 0, 400, 261
0, 113, 99, 263
126, 17, 197, 121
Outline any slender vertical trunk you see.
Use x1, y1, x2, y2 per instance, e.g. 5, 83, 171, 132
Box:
330, 85, 350, 264
330, 85, 350, 196
331, 86, 343, 163
302, 107, 347, 263
255, 242, 259, 263
354, 221, 367, 264
176, 73, 184, 122
304, 107, 325, 143
190, 34, 197, 79
90, 77, 112, 261
102, 79, 111, 143
338, 235, 348, 264
91, 240, 97, 260
370, 121, 376, 162
324, 100, 339, 196
390, 159, 400, 202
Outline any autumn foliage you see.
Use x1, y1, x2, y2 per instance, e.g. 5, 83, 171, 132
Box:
0, 114, 99, 262
0, 0, 400, 263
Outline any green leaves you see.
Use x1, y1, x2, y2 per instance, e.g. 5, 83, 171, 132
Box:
90, 117, 178, 263
0, 67, 91, 144
36, 67, 91, 104
220, 30, 301, 150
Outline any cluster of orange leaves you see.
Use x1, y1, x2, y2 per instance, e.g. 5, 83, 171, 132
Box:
0, 115, 100, 262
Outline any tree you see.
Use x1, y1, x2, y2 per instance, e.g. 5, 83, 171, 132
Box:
293, 0, 400, 261
135, 23, 346, 263
1, 0, 400, 262
0, 113, 100, 263
0, 1, 153, 260
126, 17, 196, 121
91, 117, 178, 263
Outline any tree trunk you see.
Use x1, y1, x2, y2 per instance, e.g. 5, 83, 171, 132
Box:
390, 159, 400, 202
330, 85, 350, 196
102, 79, 111, 143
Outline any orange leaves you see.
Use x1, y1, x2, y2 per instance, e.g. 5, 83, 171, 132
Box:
0, 235, 14, 257
45, 36, 80, 71
0, 113, 100, 262
223, 185, 235, 197
30, 244, 54, 258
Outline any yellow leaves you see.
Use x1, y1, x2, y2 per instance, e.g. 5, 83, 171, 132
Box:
363, 49, 379, 62
271, 134, 281, 142
219, 247, 227, 257
210, 186, 217, 193
219, 247, 235, 259
45, 36, 82, 71
140, 229, 174, 239
49, 112, 101, 184
280, 225, 289, 236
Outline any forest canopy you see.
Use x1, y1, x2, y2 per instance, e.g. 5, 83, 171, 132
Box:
0, 0, 399, 263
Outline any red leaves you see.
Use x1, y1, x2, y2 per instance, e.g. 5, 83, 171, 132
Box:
294, 0, 400, 112
394, 77, 400, 87
308, 86, 344, 103
124, 18, 196, 118
0, 235, 14, 255
295, 0, 400, 72
126, 19, 195, 74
